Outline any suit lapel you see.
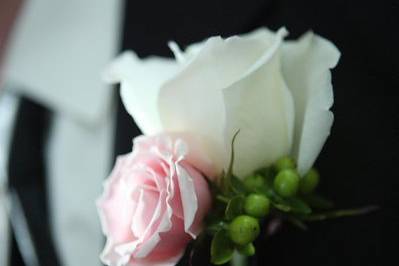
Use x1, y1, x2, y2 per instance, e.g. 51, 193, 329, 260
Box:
8, 98, 61, 266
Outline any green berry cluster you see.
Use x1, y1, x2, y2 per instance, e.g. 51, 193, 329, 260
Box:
209, 155, 325, 265
273, 156, 320, 197
244, 156, 320, 198
227, 194, 270, 247
205, 151, 372, 266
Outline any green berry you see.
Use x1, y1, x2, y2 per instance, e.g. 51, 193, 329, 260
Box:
274, 156, 296, 172
229, 215, 260, 245
300, 168, 320, 194
237, 243, 256, 256
243, 175, 265, 191
273, 169, 300, 197
244, 194, 270, 218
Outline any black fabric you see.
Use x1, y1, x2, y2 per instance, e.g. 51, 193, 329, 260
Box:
8, 98, 61, 266
114, 96, 141, 158
120, 1, 398, 265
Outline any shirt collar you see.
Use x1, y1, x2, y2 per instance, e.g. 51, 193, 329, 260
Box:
3, 0, 123, 125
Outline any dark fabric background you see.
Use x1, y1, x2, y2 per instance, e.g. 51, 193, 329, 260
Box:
8, 98, 60, 265
118, 1, 399, 265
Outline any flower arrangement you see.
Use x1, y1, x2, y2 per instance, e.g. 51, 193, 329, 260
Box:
97, 27, 375, 266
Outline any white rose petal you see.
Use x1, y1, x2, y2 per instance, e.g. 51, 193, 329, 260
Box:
175, 162, 198, 237
168, 39, 207, 65
281, 32, 340, 175
158, 28, 290, 175
223, 28, 295, 177
104, 52, 180, 135
108, 27, 340, 178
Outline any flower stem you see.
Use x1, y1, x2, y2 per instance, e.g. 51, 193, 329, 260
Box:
231, 252, 247, 266
301, 205, 379, 221
216, 195, 230, 204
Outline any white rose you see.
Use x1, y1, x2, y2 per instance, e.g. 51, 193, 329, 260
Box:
105, 27, 340, 178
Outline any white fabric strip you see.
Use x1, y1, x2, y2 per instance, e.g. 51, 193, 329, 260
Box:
3, 0, 123, 125
46, 108, 116, 266
0, 91, 19, 266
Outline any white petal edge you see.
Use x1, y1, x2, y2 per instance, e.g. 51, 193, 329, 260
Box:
175, 162, 198, 237
281, 32, 340, 175
167, 42, 185, 64
103, 51, 180, 135
168, 38, 208, 65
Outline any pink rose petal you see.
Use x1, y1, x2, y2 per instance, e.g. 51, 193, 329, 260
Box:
97, 134, 211, 266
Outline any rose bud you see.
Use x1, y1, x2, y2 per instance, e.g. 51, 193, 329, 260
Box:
97, 134, 211, 266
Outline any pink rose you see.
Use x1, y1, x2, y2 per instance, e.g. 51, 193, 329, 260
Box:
97, 134, 212, 266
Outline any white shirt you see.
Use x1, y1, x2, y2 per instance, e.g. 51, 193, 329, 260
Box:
0, 0, 123, 265
0, 92, 19, 266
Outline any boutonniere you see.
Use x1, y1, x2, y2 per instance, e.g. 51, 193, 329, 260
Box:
97, 27, 376, 266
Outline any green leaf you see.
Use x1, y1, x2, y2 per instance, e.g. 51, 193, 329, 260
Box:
225, 196, 244, 220
272, 202, 291, 212
263, 188, 286, 206
301, 194, 334, 210
254, 167, 275, 189
254, 187, 291, 212
211, 229, 234, 265
254, 167, 274, 179
206, 221, 228, 234
284, 197, 312, 214
267, 190, 312, 214
230, 175, 248, 194
237, 243, 256, 256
